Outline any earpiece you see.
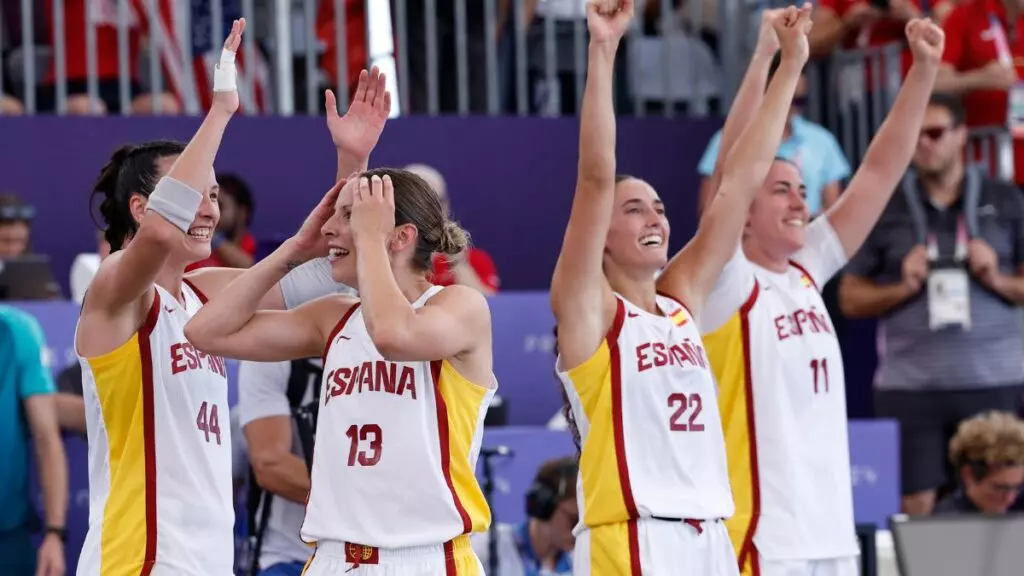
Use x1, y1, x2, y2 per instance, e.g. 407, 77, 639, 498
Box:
524, 460, 578, 521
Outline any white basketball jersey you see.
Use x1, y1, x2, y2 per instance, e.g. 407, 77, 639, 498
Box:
703, 218, 858, 561
558, 294, 735, 530
77, 281, 234, 576
302, 286, 494, 548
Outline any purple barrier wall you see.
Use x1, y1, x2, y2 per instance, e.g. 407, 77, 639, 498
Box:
0, 116, 718, 292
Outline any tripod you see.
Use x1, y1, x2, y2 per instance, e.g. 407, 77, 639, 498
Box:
480, 446, 512, 575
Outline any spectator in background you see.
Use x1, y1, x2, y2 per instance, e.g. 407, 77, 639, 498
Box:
316, 0, 368, 105
405, 163, 501, 295
839, 93, 1024, 516
642, 0, 719, 58
38, 0, 180, 115
0, 306, 67, 576
935, 411, 1024, 514
0, 93, 24, 115
696, 55, 851, 217
187, 173, 257, 271
472, 456, 577, 576
58, 230, 113, 436
0, 194, 33, 258
70, 230, 112, 306
937, 0, 1024, 187
238, 356, 334, 576
809, 0, 949, 65
397, 0, 502, 114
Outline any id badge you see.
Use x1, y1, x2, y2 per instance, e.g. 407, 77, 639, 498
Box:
1009, 82, 1024, 138
927, 268, 971, 331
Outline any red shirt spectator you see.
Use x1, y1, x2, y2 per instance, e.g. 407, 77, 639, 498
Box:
317, 0, 367, 96
186, 232, 258, 272
431, 250, 500, 293
941, 0, 1024, 185
816, 0, 926, 79
41, 0, 142, 83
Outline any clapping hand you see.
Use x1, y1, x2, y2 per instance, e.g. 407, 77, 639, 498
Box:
326, 67, 392, 163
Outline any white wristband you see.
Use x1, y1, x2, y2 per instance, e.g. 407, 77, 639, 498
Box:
213, 48, 238, 92
280, 257, 357, 309
147, 177, 202, 234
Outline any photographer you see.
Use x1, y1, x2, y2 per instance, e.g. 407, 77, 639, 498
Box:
473, 457, 577, 576
237, 358, 324, 576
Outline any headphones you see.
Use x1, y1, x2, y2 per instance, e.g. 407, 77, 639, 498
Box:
525, 460, 578, 521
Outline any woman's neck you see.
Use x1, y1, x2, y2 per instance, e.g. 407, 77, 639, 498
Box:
606, 266, 660, 315
155, 264, 188, 304
355, 266, 434, 303
742, 236, 788, 274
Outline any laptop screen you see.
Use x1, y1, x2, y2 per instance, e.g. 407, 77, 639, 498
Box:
891, 514, 1024, 576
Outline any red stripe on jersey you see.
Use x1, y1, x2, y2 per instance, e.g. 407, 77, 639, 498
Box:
607, 298, 637, 521
321, 304, 362, 364
627, 519, 642, 575
787, 259, 819, 291
442, 540, 457, 575
181, 278, 208, 303
138, 290, 162, 575
431, 360, 473, 533
737, 282, 763, 571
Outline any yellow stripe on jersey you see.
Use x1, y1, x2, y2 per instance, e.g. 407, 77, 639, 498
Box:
587, 521, 636, 575
449, 535, 483, 575
703, 283, 761, 568
87, 334, 150, 574
563, 340, 630, 527
435, 360, 492, 533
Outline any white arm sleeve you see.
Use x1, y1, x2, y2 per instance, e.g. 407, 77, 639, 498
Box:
792, 216, 848, 288
698, 246, 757, 335
279, 257, 356, 309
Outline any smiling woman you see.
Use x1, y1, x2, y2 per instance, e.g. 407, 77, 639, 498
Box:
547, 2, 813, 574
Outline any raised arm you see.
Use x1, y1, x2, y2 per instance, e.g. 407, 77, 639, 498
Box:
825, 19, 944, 257
87, 20, 245, 316
185, 182, 351, 362
658, 5, 811, 316
549, 0, 632, 369
327, 67, 391, 181
182, 70, 390, 308
351, 176, 492, 372
699, 10, 781, 215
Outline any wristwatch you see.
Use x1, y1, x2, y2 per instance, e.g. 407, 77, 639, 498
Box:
45, 526, 67, 543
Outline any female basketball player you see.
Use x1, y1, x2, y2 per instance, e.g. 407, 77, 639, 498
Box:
550, 1, 811, 574
184, 170, 495, 574
73, 21, 393, 575
699, 18, 945, 576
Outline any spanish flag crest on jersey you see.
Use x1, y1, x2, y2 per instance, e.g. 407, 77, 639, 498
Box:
800, 273, 813, 288
670, 308, 689, 327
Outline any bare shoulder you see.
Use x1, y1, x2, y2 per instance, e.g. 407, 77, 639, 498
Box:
430, 285, 492, 322
303, 292, 361, 324
182, 266, 242, 294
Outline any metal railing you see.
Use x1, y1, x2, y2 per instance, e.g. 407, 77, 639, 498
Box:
0, 0, 758, 118
967, 125, 1016, 183
0, 0, 1017, 190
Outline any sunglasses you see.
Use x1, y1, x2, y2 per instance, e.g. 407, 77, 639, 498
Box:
920, 126, 952, 141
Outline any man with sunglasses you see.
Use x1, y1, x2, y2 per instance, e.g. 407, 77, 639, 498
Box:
839, 93, 1024, 516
